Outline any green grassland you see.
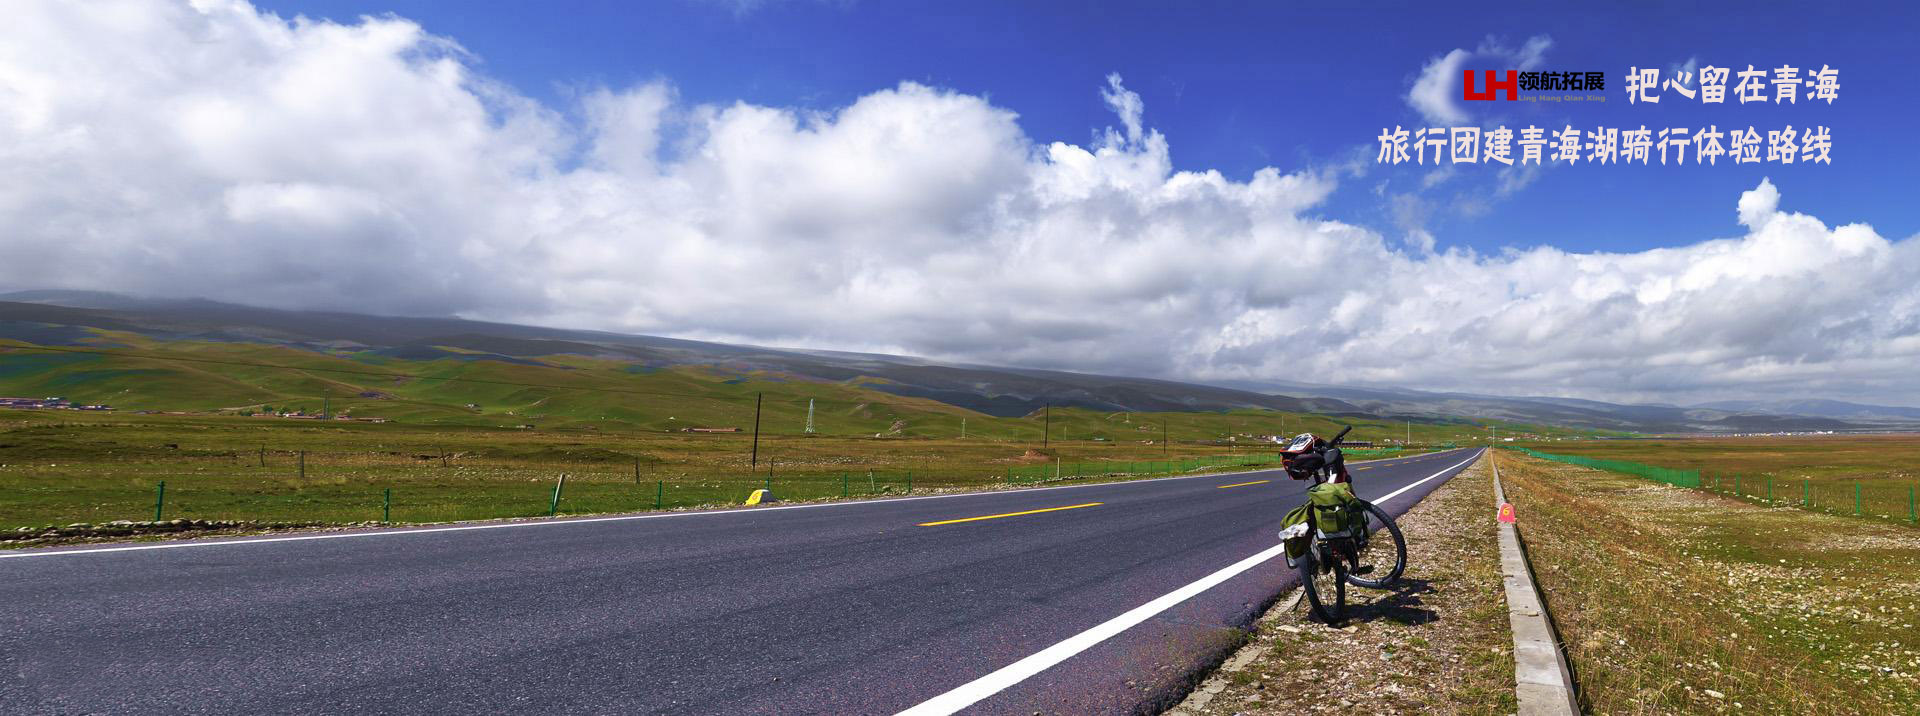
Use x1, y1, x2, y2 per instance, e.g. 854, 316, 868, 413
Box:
0, 333, 1595, 530
1499, 452, 1919, 713
1514, 435, 1920, 523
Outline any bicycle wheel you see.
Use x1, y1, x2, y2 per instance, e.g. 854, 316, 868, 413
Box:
1299, 542, 1347, 622
1345, 499, 1406, 589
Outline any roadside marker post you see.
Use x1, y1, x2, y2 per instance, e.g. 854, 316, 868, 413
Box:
841, 472, 848, 498
383, 488, 391, 523
906, 471, 913, 494
655, 480, 664, 510
550, 474, 567, 516
154, 481, 165, 521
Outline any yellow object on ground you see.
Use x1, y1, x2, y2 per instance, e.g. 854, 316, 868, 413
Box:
744, 489, 772, 506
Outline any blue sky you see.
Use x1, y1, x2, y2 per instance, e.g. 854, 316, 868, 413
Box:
7, 1, 1919, 404
259, 0, 1915, 255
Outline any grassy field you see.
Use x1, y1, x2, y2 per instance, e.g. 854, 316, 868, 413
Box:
0, 333, 1599, 532
1516, 435, 1920, 524
1498, 451, 1919, 714
0, 334, 1598, 443
0, 407, 1456, 531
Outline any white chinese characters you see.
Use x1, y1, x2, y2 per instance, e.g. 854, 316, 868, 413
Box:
1376, 125, 1833, 165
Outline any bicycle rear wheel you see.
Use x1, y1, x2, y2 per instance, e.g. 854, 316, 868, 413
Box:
1299, 543, 1347, 622
1345, 499, 1406, 589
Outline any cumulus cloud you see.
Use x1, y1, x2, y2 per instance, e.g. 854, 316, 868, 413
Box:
2, 3, 1918, 404
1407, 35, 1553, 125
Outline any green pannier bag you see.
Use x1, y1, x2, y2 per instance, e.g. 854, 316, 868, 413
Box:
1281, 505, 1312, 562
1306, 482, 1360, 536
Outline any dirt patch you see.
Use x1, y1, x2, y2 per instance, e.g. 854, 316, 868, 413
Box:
1168, 459, 1516, 715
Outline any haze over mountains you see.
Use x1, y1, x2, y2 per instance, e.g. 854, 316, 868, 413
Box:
1, 290, 1914, 434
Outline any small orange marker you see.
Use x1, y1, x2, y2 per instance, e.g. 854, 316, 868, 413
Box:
1497, 502, 1516, 524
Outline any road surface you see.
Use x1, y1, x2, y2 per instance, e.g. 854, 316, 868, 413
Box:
0, 448, 1483, 714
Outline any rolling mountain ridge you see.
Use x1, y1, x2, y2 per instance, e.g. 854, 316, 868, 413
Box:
1, 290, 1912, 433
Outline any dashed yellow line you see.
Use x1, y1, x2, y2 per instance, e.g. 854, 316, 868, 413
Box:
918, 502, 1103, 527
1216, 479, 1271, 489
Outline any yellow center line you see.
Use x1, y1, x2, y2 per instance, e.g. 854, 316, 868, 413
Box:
917, 502, 1104, 527
1216, 479, 1271, 489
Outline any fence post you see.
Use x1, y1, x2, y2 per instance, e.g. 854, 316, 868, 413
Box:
258, 446, 265, 467
1767, 476, 1773, 502
1735, 475, 1740, 497
299, 450, 306, 480
154, 480, 165, 521
550, 474, 567, 516
906, 471, 913, 494
655, 480, 664, 510
383, 488, 391, 522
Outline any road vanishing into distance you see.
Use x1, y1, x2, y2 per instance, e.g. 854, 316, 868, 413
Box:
1, 448, 1483, 715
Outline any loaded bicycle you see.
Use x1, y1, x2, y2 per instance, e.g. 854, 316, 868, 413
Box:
1276, 425, 1408, 622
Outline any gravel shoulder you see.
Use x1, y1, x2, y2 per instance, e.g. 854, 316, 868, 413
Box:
1167, 459, 1516, 715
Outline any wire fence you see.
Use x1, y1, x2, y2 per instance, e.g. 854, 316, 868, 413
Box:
0, 435, 1443, 533
1508, 446, 1919, 526
2, 448, 1335, 531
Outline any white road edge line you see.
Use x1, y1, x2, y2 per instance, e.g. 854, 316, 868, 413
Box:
0, 451, 1462, 560
892, 449, 1483, 716
1371, 448, 1485, 506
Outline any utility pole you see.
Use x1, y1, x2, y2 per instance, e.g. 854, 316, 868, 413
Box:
750, 393, 763, 469
1042, 403, 1050, 449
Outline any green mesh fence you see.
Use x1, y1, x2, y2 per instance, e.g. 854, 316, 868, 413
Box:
1508, 447, 1919, 526
1509, 446, 1702, 488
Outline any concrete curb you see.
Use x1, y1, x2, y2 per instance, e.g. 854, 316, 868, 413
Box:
1491, 452, 1581, 715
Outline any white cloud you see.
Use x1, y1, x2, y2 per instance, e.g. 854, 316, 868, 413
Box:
1407, 49, 1472, 125
1101, 73, 1145, 144
2, 4, 1918, 405
1406, 35, 1554, 125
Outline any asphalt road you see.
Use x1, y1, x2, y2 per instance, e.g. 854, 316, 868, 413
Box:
1, 448, 1483, 715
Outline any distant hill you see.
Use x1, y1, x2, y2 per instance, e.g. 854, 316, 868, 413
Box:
1206, 380, 1905, 434
1, 289, 1912, 434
